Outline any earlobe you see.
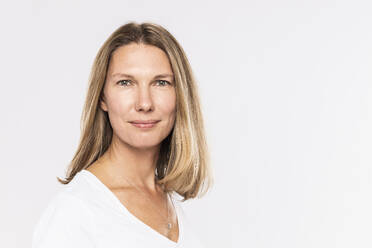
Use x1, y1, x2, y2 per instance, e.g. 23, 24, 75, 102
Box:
100, 97, 108, 112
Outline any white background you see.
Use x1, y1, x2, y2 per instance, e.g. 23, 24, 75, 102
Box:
0, 0, 371, 247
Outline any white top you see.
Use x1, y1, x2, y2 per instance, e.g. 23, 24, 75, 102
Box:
32, 169, 205, 248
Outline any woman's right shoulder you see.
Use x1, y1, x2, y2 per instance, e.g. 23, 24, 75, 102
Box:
38, 190, 87, 218
32, 190, 95, 248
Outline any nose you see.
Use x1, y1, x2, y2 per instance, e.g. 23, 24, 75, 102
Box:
135, 84, 154, 112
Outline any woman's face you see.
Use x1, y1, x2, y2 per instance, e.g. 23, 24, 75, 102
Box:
101, 43, 176, 150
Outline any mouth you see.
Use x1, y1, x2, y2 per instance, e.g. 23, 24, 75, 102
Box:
129, 120, 160, 129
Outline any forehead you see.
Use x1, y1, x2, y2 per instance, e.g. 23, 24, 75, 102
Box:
108, 43, 173, 75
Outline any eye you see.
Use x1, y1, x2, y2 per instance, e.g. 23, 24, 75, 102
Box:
117, 80, 131, 86
156, 80, 171, 86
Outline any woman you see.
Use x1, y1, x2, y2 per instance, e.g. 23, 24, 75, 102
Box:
32, 22, 213, 248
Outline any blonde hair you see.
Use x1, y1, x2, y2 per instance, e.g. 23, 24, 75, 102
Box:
57, 22, 214, 201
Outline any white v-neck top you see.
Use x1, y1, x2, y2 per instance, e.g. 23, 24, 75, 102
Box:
32, 169, 205, 248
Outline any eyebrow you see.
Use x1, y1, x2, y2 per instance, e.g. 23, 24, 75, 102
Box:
110, 73, 174, 80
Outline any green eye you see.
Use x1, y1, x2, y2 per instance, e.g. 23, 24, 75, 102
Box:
117, 80, 131, 86
117, 80, 171, 87
157, 80, 170, 86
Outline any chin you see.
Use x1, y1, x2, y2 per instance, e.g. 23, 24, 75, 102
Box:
127, 139, 163, 150
118, 130, 170, 150
131, 144, 161, 151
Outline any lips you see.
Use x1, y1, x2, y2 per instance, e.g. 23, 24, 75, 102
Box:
129, 120, 160, 124
129, 120, 160, 129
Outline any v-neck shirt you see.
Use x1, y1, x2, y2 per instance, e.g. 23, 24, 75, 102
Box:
32, 169, 205, 248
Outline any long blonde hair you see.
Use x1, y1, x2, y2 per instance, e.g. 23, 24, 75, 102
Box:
57, 22, 214, 201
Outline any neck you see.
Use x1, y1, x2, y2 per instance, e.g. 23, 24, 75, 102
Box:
97, 134, 162, 193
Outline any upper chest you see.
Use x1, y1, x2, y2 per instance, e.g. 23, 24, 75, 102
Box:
111, 188, 180, 243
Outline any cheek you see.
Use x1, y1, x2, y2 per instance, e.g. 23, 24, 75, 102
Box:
158, 91, 177, 117
106, 93, 131, 119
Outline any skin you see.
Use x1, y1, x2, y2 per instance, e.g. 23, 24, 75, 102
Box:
86, 42, 179, 242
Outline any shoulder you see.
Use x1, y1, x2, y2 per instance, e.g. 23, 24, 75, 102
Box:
38, 191, 90, 219
32, 191, 95, 248
37, 175, 94, 221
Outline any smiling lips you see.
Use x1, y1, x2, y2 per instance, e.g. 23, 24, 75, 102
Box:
129, 120, 160, 128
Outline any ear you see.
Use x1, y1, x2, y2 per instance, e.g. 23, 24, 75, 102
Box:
99, 95, 108, 112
